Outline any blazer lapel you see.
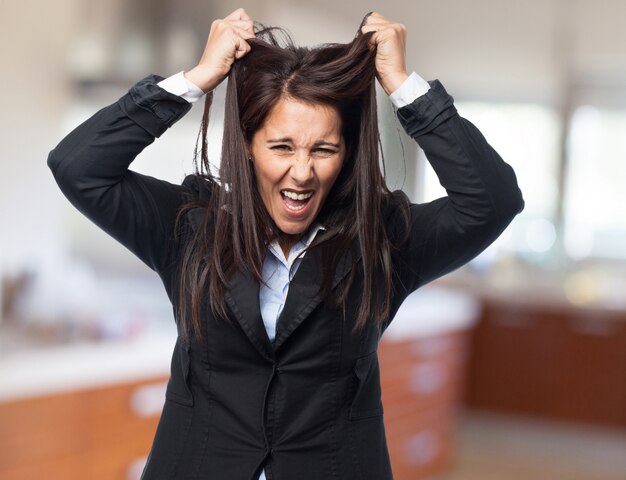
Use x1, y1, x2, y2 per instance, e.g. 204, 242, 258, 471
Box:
224, 268, 276, 362
187, 207, 276, 362
273, 245, 361, 351
223, 240, 362, 358
188, 207, 274, 360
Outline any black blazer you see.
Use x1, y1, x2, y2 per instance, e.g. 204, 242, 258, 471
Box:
47, 74, 524, 480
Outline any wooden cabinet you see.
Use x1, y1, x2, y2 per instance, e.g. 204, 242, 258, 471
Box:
379, 329, 471, 479
464, 299, 626, 427
0, 376, 169, 480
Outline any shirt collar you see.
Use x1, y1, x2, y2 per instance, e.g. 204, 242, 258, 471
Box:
268, 222, 326, 267
300, 222, 326, 248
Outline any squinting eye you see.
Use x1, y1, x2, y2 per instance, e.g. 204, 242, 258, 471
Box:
314, 148, 337, 155
271, 145, 291, 151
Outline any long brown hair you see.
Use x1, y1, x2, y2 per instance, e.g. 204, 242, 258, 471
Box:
174, 19, 411, 343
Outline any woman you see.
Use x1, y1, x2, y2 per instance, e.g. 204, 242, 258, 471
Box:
47, 8, 524, 480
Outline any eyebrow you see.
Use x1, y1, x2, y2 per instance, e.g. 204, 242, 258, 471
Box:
267, 137, 341, 148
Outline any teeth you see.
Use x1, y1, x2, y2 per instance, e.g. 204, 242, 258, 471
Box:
285, 202, 306, 211
282, 190, 313, 200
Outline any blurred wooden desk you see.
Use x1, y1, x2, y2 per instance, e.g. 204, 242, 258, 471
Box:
0, 376, 168, 479
0, 332, 175, 480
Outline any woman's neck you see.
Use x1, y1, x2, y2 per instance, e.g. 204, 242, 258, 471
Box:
278, 233, 301, 259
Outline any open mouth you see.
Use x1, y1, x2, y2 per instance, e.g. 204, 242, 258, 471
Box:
280, 189, 314, 213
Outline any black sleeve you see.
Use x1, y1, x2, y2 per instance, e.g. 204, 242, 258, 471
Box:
391, 79, 525, 295
47, 74, 200, 275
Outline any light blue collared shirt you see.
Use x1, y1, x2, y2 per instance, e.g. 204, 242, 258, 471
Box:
259, 223, 326, 345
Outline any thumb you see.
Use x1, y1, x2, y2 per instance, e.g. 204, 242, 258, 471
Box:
233, 37, 251, 59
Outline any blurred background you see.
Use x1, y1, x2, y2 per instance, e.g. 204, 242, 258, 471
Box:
1, 0, 625, 479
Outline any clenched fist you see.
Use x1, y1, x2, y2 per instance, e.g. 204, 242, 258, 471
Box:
184, 8, 255, 93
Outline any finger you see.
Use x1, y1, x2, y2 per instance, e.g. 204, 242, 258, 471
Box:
364, 12, 389, 25
228, 19, 255, 35
362, 20, 390, 33
360, 25, 401, 49
360, 26, 380, 47
361, 23, 402, 37
231, 24, 256, 40
365, 14, 389, 22
363, 15, 394, 29
365, 19, 392, 27
234, 38, 252, 59
361, 24, 389, 36
219, 21, 255, 41
361, 25, 377, 34
224, 7, 251, 21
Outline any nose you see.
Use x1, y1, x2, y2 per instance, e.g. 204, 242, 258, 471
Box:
289, 151, 314, 185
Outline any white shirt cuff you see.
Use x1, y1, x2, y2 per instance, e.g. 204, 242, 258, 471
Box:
157, 70, 205, 103
389, 72, 431, 108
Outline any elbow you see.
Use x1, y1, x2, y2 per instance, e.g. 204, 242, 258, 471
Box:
47, 148, 59, 175
506, 186, 525, 218
494, 186, 525, 227
47, 147, 68, 181
47, 147, 74, 188
513, 189, 525, 215
47, 147, 74, 194
494, 162, 525, 223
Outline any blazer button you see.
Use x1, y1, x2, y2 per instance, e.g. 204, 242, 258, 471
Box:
275, 366, 281, 373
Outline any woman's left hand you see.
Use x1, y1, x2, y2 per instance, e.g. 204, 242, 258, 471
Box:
361, 12, 409, 96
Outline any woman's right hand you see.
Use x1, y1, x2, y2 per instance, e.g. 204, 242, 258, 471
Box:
183, 8, 255, 93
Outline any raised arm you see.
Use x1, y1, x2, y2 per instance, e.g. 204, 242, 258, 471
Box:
362, 11, 524, 296
391, 79, 524, 294
47, 8, 255, 278
47, 75, 197, 275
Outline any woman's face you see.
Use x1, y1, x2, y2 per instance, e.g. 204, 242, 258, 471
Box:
249, 97, 346, 238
